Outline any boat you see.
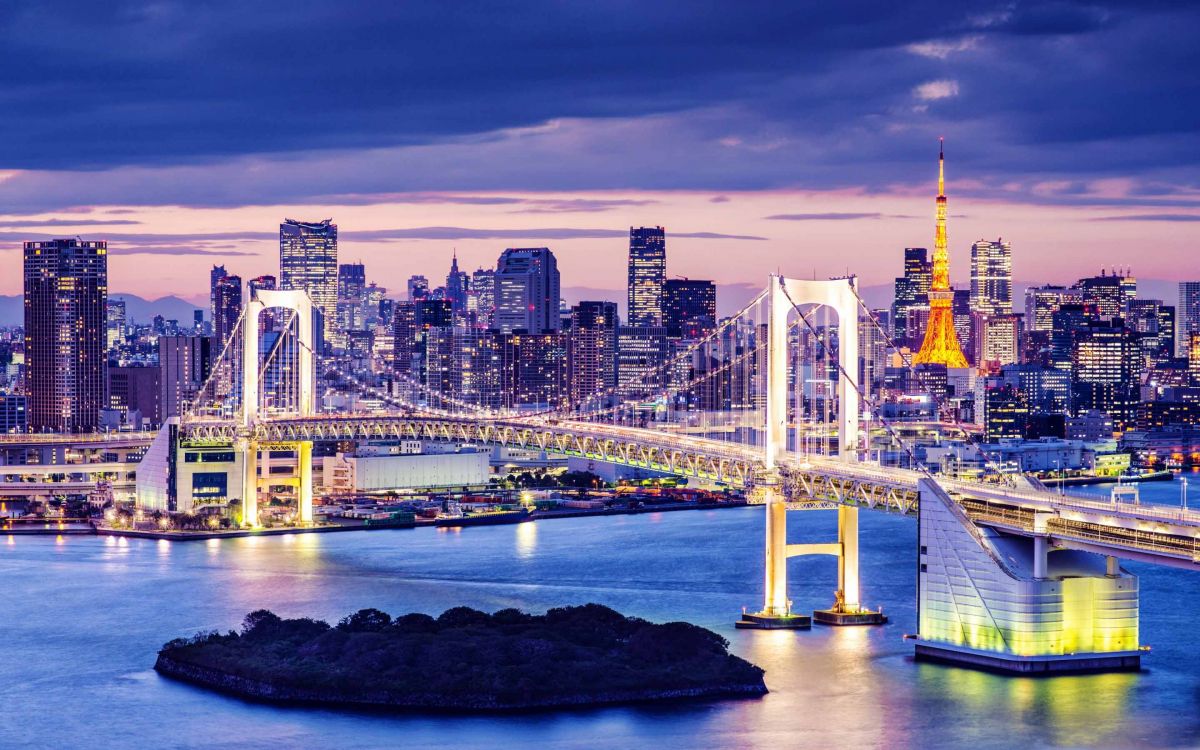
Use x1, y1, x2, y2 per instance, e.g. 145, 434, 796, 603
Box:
435, 509, 531, 528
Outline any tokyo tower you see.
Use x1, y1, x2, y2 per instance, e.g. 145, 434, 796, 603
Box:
913, 138, 969, 368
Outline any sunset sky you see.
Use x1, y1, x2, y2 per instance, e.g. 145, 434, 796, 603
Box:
1, 1, 1196, 308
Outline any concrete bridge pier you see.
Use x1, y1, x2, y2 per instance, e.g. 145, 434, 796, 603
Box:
912, 478, 1143, 674
238, 437, 259, 528
298, 440, 313, 524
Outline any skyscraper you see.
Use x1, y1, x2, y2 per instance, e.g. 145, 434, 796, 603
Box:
106, 299, 126, 350
1024, 285, 1082, 332
969, 238, 1013, 316
1075, 272, 1131, 320
494, 248, 560, 334
892, 247, 931, 346
663, 279, 717, 339
1178, 281, 1200, 356
159, 335, 211, 419
568, 302, 618, 407
1071, 320, 1139, 430
627, 226, 667, 327
24, 238, 108, 432
337, 262, 367, 336
210, 264, 228, 327
280, 218, 338, 348
470, 267, 496, 329
446, 252, 469, 317
212, 274, 242, 356
913, 140, 969, 368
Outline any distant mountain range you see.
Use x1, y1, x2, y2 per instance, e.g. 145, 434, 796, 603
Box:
0, 293, 203, 327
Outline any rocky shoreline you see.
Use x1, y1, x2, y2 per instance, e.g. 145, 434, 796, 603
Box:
154, 654, 767, 711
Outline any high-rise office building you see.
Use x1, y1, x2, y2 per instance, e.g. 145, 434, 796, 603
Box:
210, 265, 228, 327
159, 335, 211, 418
106, 299, 126, 350
446, 252, 469, 318
494, 248, 560, 334
663, 279, 717, 339
212, 274, 242, 356
1075, 272, 1132, 320
1178, 282, 1200, 356
974, 313, 1020, 368
24, 238, 107, 432
497, 332, 568, 409
1024, 285, 1082, 332
107, 365, 162, 427
627, 226, 667, 327
568, 302, 618, 407
280, 218, 338, 348
969, 238, 1013, 316
337, 262, 367, 336
470, 267, 496, 329
617, 326, 672, 399
892, 247, 931, 346
392, 302, 418, 377
1071, 320, 1139, 430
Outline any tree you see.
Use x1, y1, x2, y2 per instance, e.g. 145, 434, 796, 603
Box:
337, 608, 392, 633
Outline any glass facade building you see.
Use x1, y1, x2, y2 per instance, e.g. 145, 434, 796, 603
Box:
627, 226, 666, 327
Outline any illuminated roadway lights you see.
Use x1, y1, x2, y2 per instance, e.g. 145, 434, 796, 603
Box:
737, 274, 885, 630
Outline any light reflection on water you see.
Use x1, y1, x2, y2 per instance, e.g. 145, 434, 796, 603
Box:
3, 507, 1200, 749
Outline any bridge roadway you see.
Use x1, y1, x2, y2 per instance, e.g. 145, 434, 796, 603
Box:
177, 412, 1200, 569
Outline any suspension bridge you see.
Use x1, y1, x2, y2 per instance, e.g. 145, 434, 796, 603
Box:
125, 276, 1200, 674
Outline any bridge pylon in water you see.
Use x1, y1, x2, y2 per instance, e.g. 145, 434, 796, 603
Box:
737, 275, 885, 630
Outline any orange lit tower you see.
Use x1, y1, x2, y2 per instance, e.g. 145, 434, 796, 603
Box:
913, 138, 969, 368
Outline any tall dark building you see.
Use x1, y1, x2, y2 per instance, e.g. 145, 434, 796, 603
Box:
159, 335, 211, 418
24, 239, 108, 432
627, 227, 666, 327
664, 279, 717, 339
107, 365, 162, 427
1071, 319, 1139, 430
568, 302, 618, 407
445, 252, 469, 318
210, 264, 228, 328
392, 302, 417, 376
280, 218, 338, 349
494, 248, 560, 334
969, 238, 1013, 316
892, 247, 930, 346
212, 274, 242, 356
337, 262, 367, 336
1075, 272, 1132, 320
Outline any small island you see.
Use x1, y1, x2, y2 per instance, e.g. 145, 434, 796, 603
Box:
154, 604, 767, 710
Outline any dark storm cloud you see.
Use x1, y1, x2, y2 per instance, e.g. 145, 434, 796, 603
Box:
0, 1, 1196, 202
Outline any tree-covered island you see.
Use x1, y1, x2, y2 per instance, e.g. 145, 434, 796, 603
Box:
155, 604, 767, 710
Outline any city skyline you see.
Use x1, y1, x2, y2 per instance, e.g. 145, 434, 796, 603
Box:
0, 3, 1197, 301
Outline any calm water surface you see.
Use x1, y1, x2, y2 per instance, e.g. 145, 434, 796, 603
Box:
5, 480, 1200, 749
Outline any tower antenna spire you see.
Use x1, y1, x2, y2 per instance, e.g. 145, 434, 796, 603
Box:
938, 136, 945, 198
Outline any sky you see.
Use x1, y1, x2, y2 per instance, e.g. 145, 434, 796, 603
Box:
0, 1, 1197, 309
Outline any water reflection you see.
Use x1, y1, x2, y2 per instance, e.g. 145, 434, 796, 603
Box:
3, 509, 1200, 749
916, 662, 1135, 747
516, 521, 537, 559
